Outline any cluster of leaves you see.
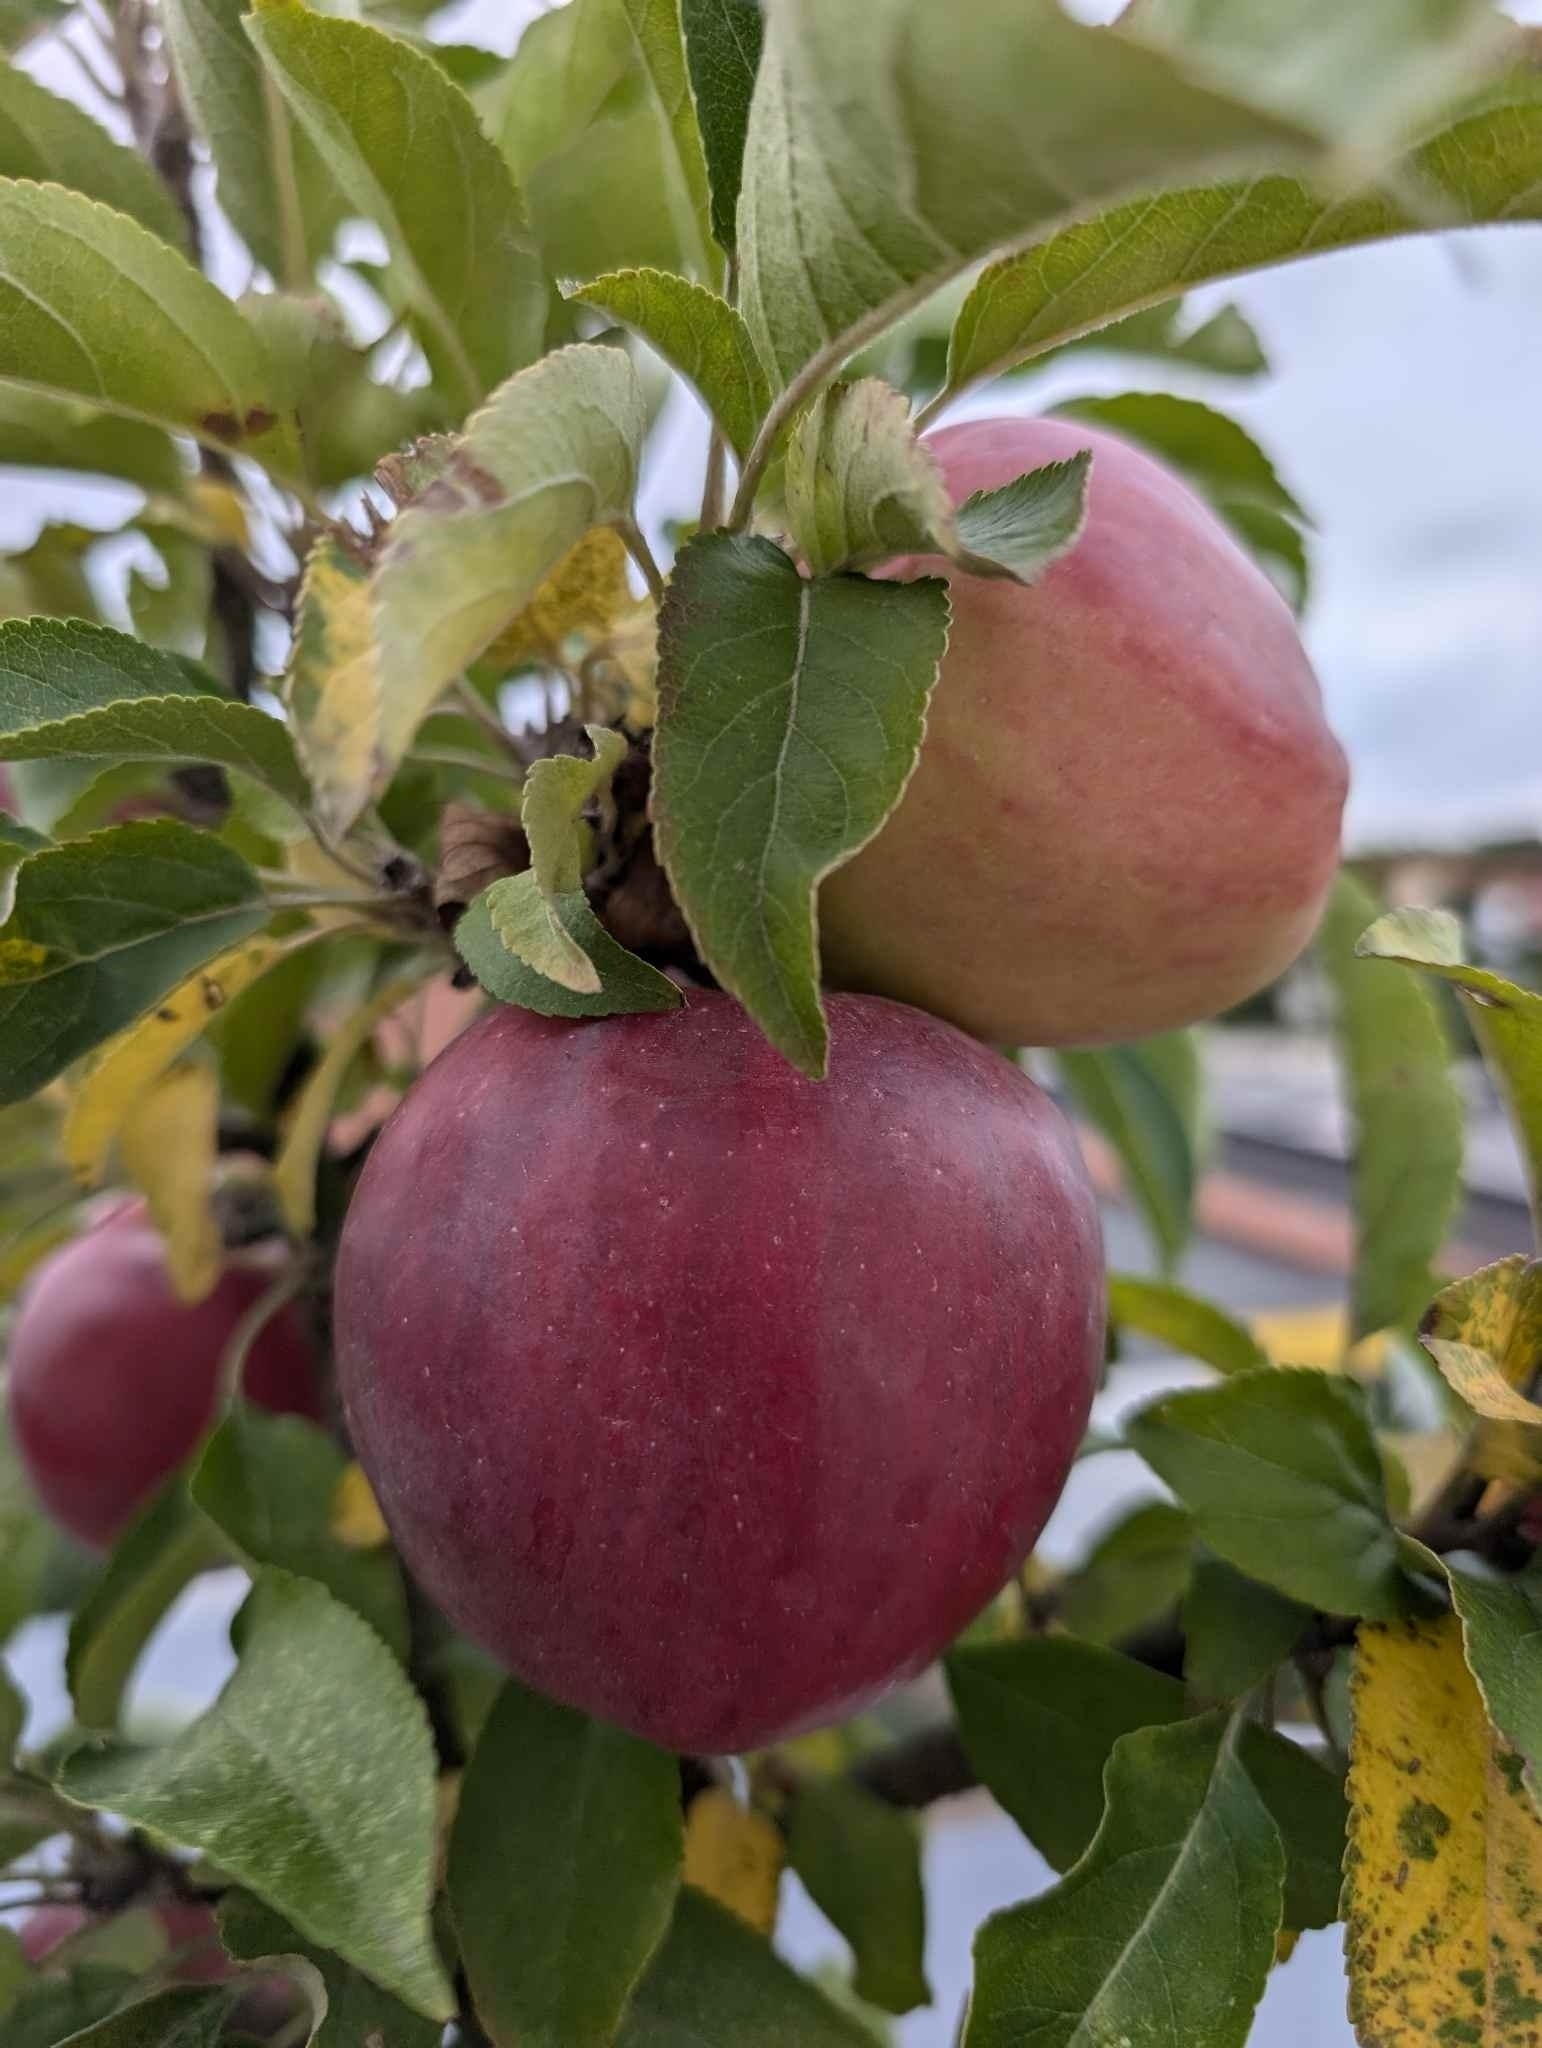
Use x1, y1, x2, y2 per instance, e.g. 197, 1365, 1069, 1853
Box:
0, 0, 1537, 2041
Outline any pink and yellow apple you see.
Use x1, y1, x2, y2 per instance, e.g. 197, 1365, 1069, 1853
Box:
818, 414, 1348, 1046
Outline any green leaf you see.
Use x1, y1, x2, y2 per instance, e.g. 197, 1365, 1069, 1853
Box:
0, 386, 183, 493
1183, 1552, 1313, 1704
0, 1402, 55, 1645
57, 1570, 454, 2023
653, 533, 949, 1074
162, 0, 345, 286
450, 1679, 681, 2048
787, 1780, 929, 2015
1316, 871, 1464, 1340
785, 380, 951, 577
0, 619, 308, 814
612, 0, 716, 283
67, 1481, 219, 1732
1053, 390, 1311, 605
191, 1408, 409, 1660
784, 380, 1089, 583
1057, 1500, 1194, 1647
680, 0, 763, 252
47, 1986, 233, 2047
1109, 1274, 1270, 1376
1057, 1040, 1198, 1274
372, 343, 645, 772
0, 1924, 26, 2017
1121, 0, 1506, 149
0, 65, 186, 248
246, 2, 544, 409
1443, 1561, 1542, 1811
3, 1968, 141, 2047
963, 1713, 1282, 2048
0, 179, 281, 455
0, 1661, 21, 1759
486, 0, 702, 283
619, 1889, 872, 2047
242, 292, 442, 490
737, 0, 1502, 397
950, 455, 1091, 582
0, 1, 65, 54
941, 66, 1542, 406
470, 725, 674, 1005
571, 268, 769, 462
219, 1892, 442, 2048
1357, 905, 1542, 1235
947, 1635, 1345, 1933
455, 882, 683, 1020
1125, 1366, 1412, 1619
0, 819, 268, 1106
527, 736, 628, 891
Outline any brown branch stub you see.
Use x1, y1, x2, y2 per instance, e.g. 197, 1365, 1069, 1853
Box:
435, 802, 529, 924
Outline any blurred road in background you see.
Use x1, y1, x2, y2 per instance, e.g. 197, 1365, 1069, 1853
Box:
3, 1032, 1531, 2042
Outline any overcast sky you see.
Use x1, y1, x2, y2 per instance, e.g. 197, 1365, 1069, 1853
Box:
12, 0, 1541, 854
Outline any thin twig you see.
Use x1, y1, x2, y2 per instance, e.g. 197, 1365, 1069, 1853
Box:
451, 676, 533, 768
215, 1269, 304, 1410
699, 425, 728, 532
617, 515, 667, 604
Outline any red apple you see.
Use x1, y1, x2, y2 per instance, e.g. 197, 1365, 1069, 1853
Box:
334, 991, 1105, 1753
818, 414, 1348, 1046
7, 1206, 321, 1549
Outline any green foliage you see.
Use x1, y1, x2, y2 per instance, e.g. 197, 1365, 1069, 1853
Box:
1057, 1037, 1202, 1272
0, 65, 187, 247
373, 342, 646, 765
246, 3, 545, 409
574, 269, 770, 461
947, 1635, 1346, 1933
192, 1408, 410, 1657
0, 820, 268, 1103
0, 618, 308, 815
58, 1571, 454, 2021
620, 1890, 873, 2045
940, 64, 1542, 408
1127, 1368, 1416, 1619
1442, 1560, 1542, 1810
1053, 390, 1312, 606
1183, 1554, 1314, 1705
654, 533, 949, 1073
0, 179, 285, 459
219, 1891, 441, 2046
1108, 1274, 1269, 1377
1357, 906, 1542, 1233
965, 1714, 1283, 2048
161, 0, 344, 284
787, 1780, 929, 2015
449, 1680, 682, 2046
679, 0, 764, 252
66, 1480, 219, 1731
1318, 871, 1466, 1339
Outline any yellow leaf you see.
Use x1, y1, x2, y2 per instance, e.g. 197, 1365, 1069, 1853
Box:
273, 971, 435, 1237
1422, 1257, 1542, 1426
1346, 1613, 1542, 2046
1250, 1303, 1387, 1376
118, 1064, 221, 1303
187, 476, 250, 550
285, 533, 382, 838
682, 1788, 784, 1937
482, 526, 633, 671
64, 937, 284, 1185
331, 1462, 390, 1550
